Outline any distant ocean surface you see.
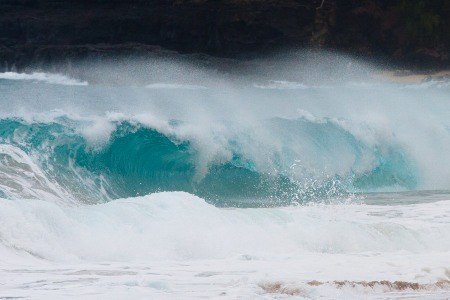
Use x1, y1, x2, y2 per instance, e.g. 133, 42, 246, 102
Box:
1, 56, 450, 299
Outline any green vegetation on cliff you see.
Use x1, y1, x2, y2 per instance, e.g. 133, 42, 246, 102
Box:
400, 0, 450, 45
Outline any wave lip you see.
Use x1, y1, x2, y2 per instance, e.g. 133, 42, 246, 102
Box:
0, 144, 70, 204
0, 72, 88, 86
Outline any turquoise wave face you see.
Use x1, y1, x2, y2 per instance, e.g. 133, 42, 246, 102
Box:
0, 117, 418, 206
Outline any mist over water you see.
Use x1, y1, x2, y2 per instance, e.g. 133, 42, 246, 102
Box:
1, 51, 450, 205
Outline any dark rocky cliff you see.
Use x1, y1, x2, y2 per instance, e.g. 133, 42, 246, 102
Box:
1, 0, 449, 70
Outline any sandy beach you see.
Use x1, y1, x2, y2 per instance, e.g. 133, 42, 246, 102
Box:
374, 70, 450, 83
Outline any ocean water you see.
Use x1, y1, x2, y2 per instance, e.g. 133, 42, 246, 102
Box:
0, 55, 450, 299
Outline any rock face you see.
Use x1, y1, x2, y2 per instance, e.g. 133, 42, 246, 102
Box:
0, 0, 449, 69
0, 0, 319, 69
331, 0, 450, 67
1, 0, 318, 52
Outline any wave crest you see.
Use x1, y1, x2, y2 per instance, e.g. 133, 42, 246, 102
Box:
0, 115, 420, 205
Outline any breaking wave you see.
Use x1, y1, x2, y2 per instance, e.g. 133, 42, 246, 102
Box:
0, 114, 425, 205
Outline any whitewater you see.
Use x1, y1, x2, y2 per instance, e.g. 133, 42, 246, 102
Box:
0, 53, 449, 299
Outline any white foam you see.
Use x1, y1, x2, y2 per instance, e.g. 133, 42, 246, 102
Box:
0, 72, 88, 86
253, 80, 308, 89
402, 79, 450, 89
80, 117, 116, 150
0, 192, 449, 298
145, 83, 207, 89
0, 192, 449, 262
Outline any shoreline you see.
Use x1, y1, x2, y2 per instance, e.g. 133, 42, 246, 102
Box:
373, 70, 450, 84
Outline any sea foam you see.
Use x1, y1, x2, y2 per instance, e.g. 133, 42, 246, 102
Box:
0, 192, 449, 262
0, 72, 88, 86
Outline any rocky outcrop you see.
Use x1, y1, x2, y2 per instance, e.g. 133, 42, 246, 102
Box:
330, 0, 450, 68
310, 0, 336, 47
0, 0, 449, 70
0, 0, 318, 70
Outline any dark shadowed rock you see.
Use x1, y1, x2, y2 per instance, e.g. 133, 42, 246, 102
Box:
0, 0, 449, 70
0, 0, 319, 70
